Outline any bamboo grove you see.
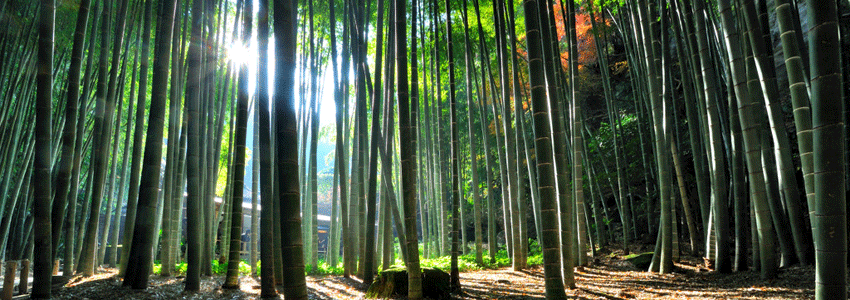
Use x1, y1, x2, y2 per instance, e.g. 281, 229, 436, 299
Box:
1, 0, 847, 299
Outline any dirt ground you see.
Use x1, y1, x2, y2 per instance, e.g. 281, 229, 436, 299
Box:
51, 249, 816, 299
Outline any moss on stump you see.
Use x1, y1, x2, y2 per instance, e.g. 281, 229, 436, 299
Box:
624, 252, 654, 270
365, 267, 451, 299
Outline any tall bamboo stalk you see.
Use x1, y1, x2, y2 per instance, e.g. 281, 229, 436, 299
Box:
256, 0, 276, 295
32, 0, 54, 296
523, 0, 566, 297
119, 0, 153, 277
223, 0, 252, 288
718, 0, 775, 278
807, 0, 845, 298
396, 0, 422, 296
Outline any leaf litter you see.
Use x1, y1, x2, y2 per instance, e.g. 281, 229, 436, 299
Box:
51, 248, 818, 299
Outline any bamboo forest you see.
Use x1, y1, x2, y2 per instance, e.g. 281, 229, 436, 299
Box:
0, 0, 847, 299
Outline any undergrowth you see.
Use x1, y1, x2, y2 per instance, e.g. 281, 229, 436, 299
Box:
149, 240, 543, 277
152, 259, 251, 276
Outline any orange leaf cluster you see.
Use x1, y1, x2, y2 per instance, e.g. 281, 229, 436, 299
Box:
550, 2, 601, 69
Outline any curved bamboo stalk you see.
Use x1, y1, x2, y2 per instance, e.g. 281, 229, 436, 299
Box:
718, 0, 776, 278
739, 0, 808, 265
774, 0, 815, 257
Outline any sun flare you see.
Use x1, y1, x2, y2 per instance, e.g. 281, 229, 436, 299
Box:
226, 43, 251, 65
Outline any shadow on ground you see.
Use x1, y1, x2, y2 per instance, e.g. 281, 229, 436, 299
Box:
50, 250, 815, 299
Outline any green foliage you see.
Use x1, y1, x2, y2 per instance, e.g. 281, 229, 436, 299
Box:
386, 241, 542, 273
416, 255, 484, 272
211, 259, 226, 274
482, 240, 544, 268
582, 0, 627, 15
492, 249, 513, 267
152, 261, 188, 275
176, 261, 188, 274
527, 253, 543, 266
150, 242, 543, 278
210, 259, 253, 275
305, 259, 345, 275
238, 261, 252, 274
318, 123, 337, 143
528, 238, 541, 256
585, 113, 644, 191
152, 260, 249, 276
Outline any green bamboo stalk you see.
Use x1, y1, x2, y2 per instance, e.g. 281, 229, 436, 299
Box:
718, 0, 776, 278
32, 0, 54, 296
807, 0, 846, 298
775, 0, 815, 249
524, 0, 567, 297
691, 0, 730, 271
222, 0, 251, 288
739, 0, 808, 265
396, 0, 422, 295
460, 0, 484, 266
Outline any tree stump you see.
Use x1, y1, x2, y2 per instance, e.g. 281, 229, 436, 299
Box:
624, 252, 654, 270
365, 267, 451, 299
3, 261, 17, 300
51, 275, 71, 291
18, 260, 28, 295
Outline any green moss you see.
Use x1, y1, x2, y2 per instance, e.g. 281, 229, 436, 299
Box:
624, 252, 654, 270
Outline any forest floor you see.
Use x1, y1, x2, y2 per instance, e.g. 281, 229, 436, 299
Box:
49, 247, 816, 299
